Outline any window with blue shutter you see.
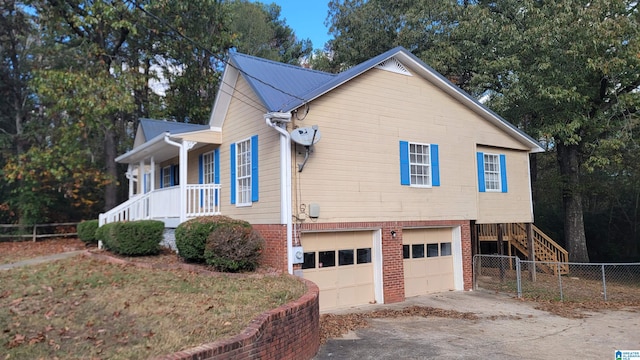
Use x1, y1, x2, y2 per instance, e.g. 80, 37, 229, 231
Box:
230, 143, 236, 204
251, 135, 259, 202
499, 154, 508, 193
214, 148, 220, 205
170, 165, 179, 186
399, 140, 440, 187
232, 136, 258, 206
477, 151, 507, 193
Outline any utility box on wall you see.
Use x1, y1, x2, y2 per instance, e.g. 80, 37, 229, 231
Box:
292, 246, 304, 264
308, 203, 320, 218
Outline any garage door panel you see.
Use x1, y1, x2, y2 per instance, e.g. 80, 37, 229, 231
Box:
302, 231, 375, 311
403, 228, 455, 297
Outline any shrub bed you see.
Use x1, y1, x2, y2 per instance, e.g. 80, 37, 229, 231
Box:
175, 216, 250, 263
204, 221, 265, 272
77, 219, 99, 245
97, 220, 164, 256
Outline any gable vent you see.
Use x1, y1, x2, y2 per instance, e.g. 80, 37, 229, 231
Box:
375, 57, 411, 76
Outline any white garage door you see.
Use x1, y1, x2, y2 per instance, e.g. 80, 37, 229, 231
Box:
403, 228, 455, 297
301, 231, 375, 311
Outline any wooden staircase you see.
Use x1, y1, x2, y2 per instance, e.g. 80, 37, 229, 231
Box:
477, 223, 569, 274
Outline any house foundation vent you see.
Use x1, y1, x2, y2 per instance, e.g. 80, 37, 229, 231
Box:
375, 57, 411, 76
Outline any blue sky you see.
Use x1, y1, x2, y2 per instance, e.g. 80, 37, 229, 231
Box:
262, 0, 332, 49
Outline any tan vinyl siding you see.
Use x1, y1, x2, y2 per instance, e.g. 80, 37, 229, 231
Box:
291, 68, 532, 224
218, 76, 281, 224
476, 146, 533, 223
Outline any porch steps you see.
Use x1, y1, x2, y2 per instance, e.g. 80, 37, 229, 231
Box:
477, 223, 569, 275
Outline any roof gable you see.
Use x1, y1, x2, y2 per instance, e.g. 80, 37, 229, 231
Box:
216, 47, 543, 153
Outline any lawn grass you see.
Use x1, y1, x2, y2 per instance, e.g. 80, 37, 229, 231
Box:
0, 255, 306, 359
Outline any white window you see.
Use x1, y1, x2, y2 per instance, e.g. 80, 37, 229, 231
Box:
483, 153, 501, 191
236, 138, 251, 205
202, 151, 215, 184
162, 166, 171, 188
409, 142, 431, 186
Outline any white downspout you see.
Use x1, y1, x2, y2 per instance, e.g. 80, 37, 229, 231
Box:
164, 134, 187, 224
265, 114, 293, 275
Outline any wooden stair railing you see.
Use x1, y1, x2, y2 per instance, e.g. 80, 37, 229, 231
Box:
477, 223, 569, 274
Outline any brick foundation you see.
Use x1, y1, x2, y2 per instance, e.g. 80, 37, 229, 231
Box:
252, 224, 288, 271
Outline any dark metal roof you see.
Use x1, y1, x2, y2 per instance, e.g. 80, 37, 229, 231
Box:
228, 52, 335, 112
139, 118, 210, 141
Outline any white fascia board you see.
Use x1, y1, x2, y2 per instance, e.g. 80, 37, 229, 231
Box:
115, 133, 168, 163
209, 64, 241, 129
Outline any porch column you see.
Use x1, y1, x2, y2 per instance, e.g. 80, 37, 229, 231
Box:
150, 157, 155, 192
127, 164, 134, 199
139, 159, 145, 193
180, 141, 197, 224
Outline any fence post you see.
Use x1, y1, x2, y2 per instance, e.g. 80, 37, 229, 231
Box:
557, 263, 563, 301
516, 257, 522, 299
32, 224, 37, 242
601, 264, 607, 301
473, 255, 478, 290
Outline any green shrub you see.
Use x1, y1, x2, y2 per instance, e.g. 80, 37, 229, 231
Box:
77, 220, 99, 244
96, 220, 164, 256
175, 216, 250, 263
96, 222, 121, 252
115, 220, 164, 256
204, 220, 264, 272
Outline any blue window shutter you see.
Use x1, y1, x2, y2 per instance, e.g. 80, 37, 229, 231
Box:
214, 149, 220, 205
430, 144, 440, 187
143, 174, 148, 193
230, 144, 236, 204
170, 165, 175, 186
399, 141, 410, 185
251, 135, 259, 202
477, 152, 486, 192
159, 169, 164, 188
500, 154, 508, 193
198, 154, 204, 207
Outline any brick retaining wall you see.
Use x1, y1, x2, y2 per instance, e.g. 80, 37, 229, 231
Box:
87, 252, 320, 360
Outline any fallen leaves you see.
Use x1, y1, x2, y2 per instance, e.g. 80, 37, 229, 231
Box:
319, 306, 479, 344
0, 238, 86, 264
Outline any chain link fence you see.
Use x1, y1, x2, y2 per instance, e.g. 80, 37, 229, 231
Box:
473, 254, 640, 302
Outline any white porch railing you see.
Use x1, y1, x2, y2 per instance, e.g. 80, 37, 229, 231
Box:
99, 184, 221, 226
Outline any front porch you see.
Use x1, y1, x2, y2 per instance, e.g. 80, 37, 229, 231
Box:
99, 184, 221, 227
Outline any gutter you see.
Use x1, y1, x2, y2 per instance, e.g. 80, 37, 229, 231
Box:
264, 112, 293, 275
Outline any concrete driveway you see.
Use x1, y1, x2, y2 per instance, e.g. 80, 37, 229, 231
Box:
314, 290, 639, 359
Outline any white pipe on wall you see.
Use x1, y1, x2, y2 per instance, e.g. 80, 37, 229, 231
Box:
265, 114, 293, 275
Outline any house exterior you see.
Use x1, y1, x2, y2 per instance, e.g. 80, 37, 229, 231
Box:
101, 47, 544, 311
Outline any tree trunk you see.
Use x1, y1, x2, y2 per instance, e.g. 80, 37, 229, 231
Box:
557, 143, 590, 262
104, 126, 118, 211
